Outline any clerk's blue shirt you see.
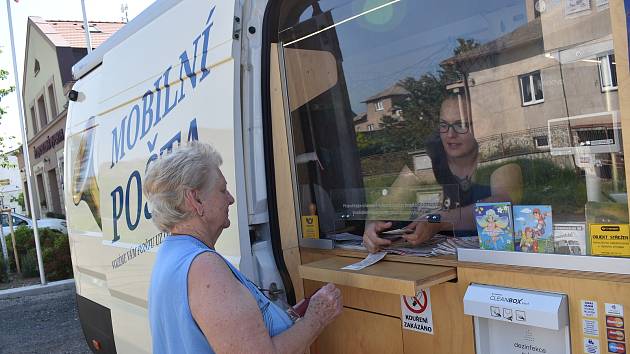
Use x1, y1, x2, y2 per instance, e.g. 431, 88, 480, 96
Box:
148, 235, 293, 354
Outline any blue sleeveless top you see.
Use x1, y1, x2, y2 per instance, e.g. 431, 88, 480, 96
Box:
148, 235, 293, 354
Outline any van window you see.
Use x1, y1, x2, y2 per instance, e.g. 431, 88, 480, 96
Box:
278, 0, 627, 258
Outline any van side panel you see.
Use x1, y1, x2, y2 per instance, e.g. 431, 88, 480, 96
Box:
65, 1, 243, 352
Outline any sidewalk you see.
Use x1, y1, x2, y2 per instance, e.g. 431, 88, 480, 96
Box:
0, 278, 75, 299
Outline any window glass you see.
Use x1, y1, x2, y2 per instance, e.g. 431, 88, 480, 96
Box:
30, 106, 38, 134
521, 75, 533, 104
533, 72, 543, 101
278, 0, 627, 258
12, 216, 26, 226
37, 95, 48, 127
48, 84, 57, 118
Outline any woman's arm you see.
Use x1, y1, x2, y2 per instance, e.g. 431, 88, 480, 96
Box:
403, 163, 523, 245
188, 252, 341, 354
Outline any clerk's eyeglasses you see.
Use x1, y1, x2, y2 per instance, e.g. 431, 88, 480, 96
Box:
438, 120, 470, 134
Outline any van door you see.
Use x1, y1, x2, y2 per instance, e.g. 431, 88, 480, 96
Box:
65, 1, 244, 352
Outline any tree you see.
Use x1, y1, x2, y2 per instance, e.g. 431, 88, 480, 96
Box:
11, 192, 24, 211
357, 38, 481, 156
0, 48, 16, 169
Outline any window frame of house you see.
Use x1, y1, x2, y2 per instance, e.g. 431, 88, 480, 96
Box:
597, 53, 617, 92
29, 105, 38, 135
533, 135, 549, 149
375, 100, 384, 111
36, 93, 48, 128
367, 124, 375, 131
47, 79, 57, 119
519, 70, 544, 106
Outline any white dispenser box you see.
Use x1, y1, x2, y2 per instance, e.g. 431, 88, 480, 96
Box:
463, 284, 571, 354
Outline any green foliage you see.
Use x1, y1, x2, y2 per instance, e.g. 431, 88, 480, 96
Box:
11, 192, 25, 211
6, 226, 72, 281
476, 158, 588, 218
0, 255, 8, 283
20, 249, 38, 278
362, 174, 400, 205
0, 49, 17, 168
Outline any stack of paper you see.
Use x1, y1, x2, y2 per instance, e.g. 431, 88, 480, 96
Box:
327, 232, 479, 257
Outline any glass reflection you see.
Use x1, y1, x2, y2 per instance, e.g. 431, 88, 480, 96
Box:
278, 0, 626, 257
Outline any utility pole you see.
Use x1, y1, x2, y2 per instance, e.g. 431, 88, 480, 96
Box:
4, 0, 46, 285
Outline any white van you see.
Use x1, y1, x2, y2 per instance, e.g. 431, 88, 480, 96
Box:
65, 1, 300, 352
67, 0, 609, 352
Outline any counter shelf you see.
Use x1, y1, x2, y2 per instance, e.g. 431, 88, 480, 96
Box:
299, 255, 456, 296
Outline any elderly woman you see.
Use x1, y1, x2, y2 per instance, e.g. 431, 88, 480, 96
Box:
145, 142, 342, 353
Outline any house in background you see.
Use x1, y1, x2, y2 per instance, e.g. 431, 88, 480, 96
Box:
0, 153, 25, 215
17, 17, 124, 218
354, 84, 409, 132
443, 0, 618, 166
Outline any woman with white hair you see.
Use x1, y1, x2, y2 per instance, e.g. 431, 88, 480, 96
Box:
145, 142, 342, 354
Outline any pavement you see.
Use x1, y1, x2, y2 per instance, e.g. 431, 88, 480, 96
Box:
0, 279, 91, 354
0, 279, 75, 299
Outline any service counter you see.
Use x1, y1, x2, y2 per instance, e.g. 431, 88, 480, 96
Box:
299, 247, 630, 354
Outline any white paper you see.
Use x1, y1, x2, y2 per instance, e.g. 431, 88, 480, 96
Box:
584, 337, 600, 354
342, 251, 387, 270
582, 300, 598, 318
605, 303, 624, 317
583, 319, 599, 336
401, 289, 434, 335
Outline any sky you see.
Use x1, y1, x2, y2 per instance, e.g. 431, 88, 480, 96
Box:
0, 0, 154, 151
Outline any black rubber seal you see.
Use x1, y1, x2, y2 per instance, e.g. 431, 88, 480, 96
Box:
261, 0, 296, 305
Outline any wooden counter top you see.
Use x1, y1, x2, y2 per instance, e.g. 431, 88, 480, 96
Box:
299, 255, 457, 296
300, 247, 630, 284
302, 247, 458, 266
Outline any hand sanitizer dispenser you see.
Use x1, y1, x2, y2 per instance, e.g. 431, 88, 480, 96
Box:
463, 284, 571, 354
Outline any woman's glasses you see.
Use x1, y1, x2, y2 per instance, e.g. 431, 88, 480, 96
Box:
438, 121, 470, 134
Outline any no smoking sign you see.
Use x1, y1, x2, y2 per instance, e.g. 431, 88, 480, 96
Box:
401, 289, 434, 334
403, 290, 429, 314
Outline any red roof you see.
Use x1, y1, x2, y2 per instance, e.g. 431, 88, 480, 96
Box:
29, 16, 125, 49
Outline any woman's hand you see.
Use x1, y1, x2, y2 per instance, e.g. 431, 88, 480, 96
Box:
402, 220, 443, 246
362, 221, 393, 253
303, 283, 343, 331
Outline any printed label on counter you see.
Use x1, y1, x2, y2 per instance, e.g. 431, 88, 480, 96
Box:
584, 319, 600, 336
606, 304, 625, 317
584, 337, 600, 354
607, 329, 625, 342
608, 341, 626, 354
607, 316, 625, 329
583, 300, 599, 318
401, 289, 434, 335
301, 215, 320, 239
589, 224, 630, 257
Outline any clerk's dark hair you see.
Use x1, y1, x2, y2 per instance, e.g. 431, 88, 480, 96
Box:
424, 96, 478, 208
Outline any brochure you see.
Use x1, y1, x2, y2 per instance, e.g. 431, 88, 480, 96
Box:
474, 202, 514, 251
585, 202, 630, 256
553, 223, 586, 255
513, 205, 553, 253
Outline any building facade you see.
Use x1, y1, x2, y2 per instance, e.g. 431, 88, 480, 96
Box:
17, 17, 123, 218
354, 84, 409, 132
444, 1, 618, 168
0, 154, 25, 215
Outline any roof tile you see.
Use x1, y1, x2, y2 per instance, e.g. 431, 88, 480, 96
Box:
30, 16, 125, 49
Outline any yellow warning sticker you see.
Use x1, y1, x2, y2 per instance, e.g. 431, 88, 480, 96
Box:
589, 224, 630, 257
301, 215, 320, 239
